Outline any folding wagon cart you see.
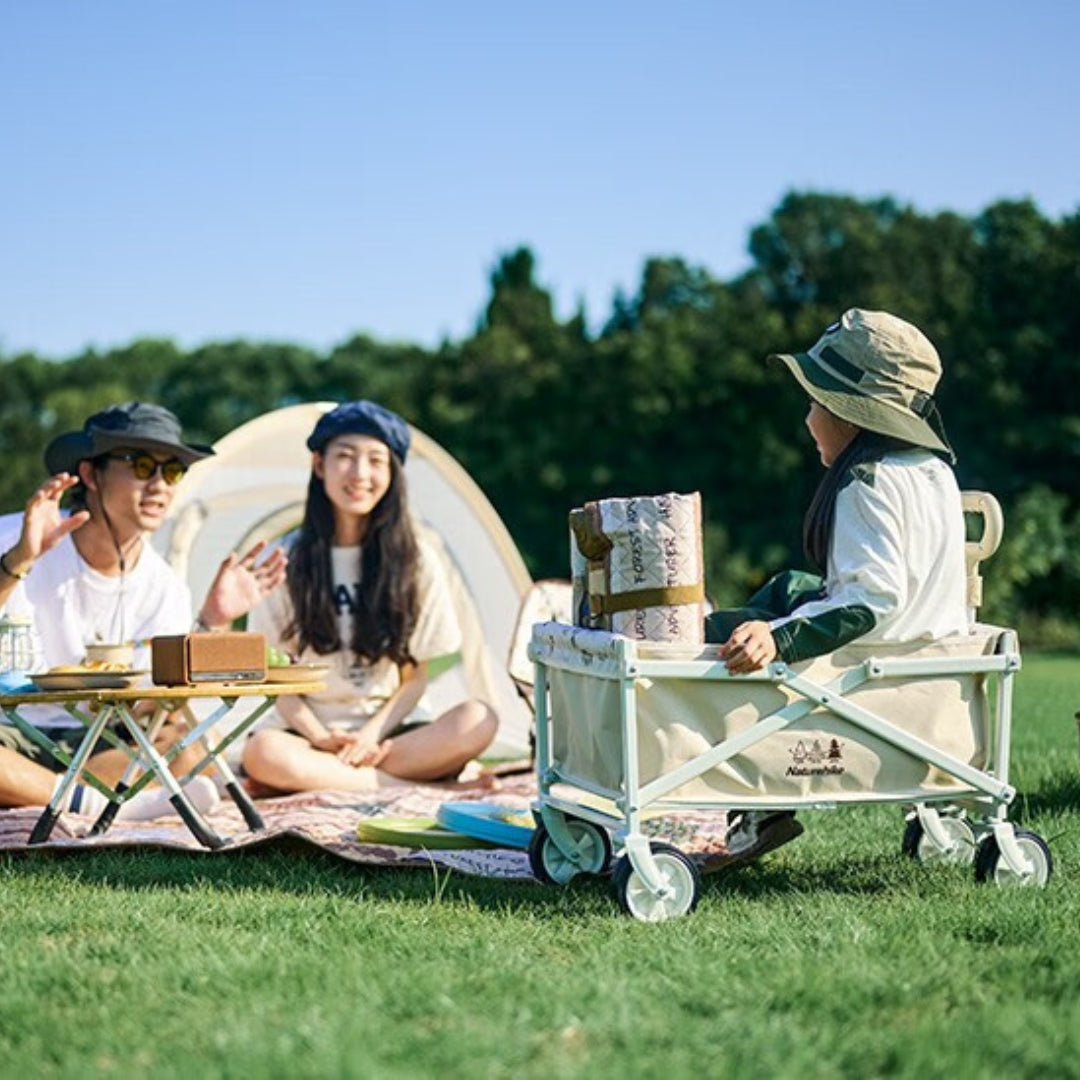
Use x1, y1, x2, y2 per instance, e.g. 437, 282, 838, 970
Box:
527, 493, 1051, 920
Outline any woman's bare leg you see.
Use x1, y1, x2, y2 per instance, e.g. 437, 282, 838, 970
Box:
242, 729, 386, 793
241, 701, 498, 793
380, 700, 498, 782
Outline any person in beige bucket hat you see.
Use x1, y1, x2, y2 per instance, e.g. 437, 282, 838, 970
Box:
770, 308, 954, 459
703, 309, 967, 871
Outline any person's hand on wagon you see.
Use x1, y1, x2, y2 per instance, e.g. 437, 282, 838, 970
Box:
720, 620, 778, 674
196, 539, 288, 630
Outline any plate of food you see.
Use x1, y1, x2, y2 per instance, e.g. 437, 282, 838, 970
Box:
31, 664, 149, 691
265, 663, 331, 685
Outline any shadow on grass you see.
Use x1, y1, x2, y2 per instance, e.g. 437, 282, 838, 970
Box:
8, 782, 1069, 919
698, 852, 917, 903
5, 837, 1017, 926
0, 806, 978, 919
0, 839, 610, 918
1014, 772, 1080, 820
1, 836, 890, 914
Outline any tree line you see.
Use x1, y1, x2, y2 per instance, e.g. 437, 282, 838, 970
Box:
3, 192, 1078, 644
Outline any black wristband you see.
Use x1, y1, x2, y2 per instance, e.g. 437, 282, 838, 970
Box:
0, 550, 29, 581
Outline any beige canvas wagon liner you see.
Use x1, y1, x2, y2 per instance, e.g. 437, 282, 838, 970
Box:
531, 622, 1015, 806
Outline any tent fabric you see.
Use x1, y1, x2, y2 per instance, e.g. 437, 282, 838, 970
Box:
506, 579, 573, 693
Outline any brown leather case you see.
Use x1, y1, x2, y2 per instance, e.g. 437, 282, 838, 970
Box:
151, 632, 268, 685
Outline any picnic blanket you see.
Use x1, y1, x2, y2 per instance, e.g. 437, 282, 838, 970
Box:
0, 776, 730, 879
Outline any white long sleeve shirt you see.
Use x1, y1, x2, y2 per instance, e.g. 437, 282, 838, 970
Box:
771, 449, 967, 652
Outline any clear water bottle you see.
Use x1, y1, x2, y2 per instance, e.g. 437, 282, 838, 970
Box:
0, 616, 36, 673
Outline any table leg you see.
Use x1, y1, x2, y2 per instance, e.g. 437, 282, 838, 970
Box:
181, 705, 265, 830
29, 707, 114, 844
89, 706, 171, 836
173, 701, 268, 832
223, 777, 265, 831
118, 708, 227, 850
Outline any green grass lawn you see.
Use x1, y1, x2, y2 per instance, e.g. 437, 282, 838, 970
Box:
2, 655, 1079, 1079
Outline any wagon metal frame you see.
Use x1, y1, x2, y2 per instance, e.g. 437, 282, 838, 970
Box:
527, 493, 1051, 920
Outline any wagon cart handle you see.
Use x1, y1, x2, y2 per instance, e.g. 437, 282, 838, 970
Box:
961, 490, 1004, 618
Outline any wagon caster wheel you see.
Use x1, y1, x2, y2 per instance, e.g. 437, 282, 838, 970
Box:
902, 813, 977, 865
611, 842, 700, 922
528, 819, 612, 885
974, 830, 1053, 887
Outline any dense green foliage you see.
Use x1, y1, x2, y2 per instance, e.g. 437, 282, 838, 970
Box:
1, 655, 1078, 1078
3, 192, 1078, 637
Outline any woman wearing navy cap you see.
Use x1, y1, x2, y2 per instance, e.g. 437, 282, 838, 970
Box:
242, 402, 498, 792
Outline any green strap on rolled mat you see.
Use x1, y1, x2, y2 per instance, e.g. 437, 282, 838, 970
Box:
590, 583, 705, 616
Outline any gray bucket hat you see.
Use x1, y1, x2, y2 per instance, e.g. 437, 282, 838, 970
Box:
770, 308, 954, 458
44, 402, 215, 476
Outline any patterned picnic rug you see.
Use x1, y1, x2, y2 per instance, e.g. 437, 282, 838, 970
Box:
0, 776, 731, 879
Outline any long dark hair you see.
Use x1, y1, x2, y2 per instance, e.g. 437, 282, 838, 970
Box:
802, 429, 910, 573
284, 452, 421, 665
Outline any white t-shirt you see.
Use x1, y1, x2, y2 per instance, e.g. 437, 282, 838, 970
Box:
249, 536, 462, 730
0, 515, 193, 726
771, 449, 968, 645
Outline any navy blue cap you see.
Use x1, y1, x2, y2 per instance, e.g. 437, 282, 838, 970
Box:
306, 401, 411, 463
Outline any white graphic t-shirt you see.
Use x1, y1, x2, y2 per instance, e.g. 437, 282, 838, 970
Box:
0, 514, 193, 727
248, 535, 461, 730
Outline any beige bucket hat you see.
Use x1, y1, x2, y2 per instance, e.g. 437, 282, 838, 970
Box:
770, 308, 953, 457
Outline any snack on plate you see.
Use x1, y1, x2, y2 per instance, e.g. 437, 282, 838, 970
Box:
85, 642, 135, 667
50, 659, 130, 673
266, 645, 293, 668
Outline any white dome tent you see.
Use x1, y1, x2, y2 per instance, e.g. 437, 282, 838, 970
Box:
153, 402, 534, 757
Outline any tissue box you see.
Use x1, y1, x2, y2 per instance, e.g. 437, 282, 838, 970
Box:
151, 632, 268, 685
569, 491, 705, 644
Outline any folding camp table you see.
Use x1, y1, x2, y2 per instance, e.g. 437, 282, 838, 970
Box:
0, 679, 325, 849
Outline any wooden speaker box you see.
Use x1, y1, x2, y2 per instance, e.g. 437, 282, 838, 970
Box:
151, 632, 268, 686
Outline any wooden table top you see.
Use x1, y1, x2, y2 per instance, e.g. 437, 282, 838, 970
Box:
0, 680, 326, 707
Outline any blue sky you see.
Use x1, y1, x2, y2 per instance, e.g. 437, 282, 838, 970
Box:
2, 1, 1078, 359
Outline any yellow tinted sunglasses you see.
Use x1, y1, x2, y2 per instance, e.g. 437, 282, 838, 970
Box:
106, 452, 188, 486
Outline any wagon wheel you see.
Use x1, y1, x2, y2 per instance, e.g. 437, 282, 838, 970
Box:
528, 819, 612, 885
974, 829, 1053, 887
611, 842, 700, 922
901, 813, 977, 866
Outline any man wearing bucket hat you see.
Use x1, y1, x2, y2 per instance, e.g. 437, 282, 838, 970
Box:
0, 402, 287, 819
704, 309, 967, 869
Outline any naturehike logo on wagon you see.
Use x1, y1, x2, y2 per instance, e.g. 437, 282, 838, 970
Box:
786, 737, 845, 777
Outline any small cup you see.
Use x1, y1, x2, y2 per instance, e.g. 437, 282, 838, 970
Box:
85, 642, 135, 669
